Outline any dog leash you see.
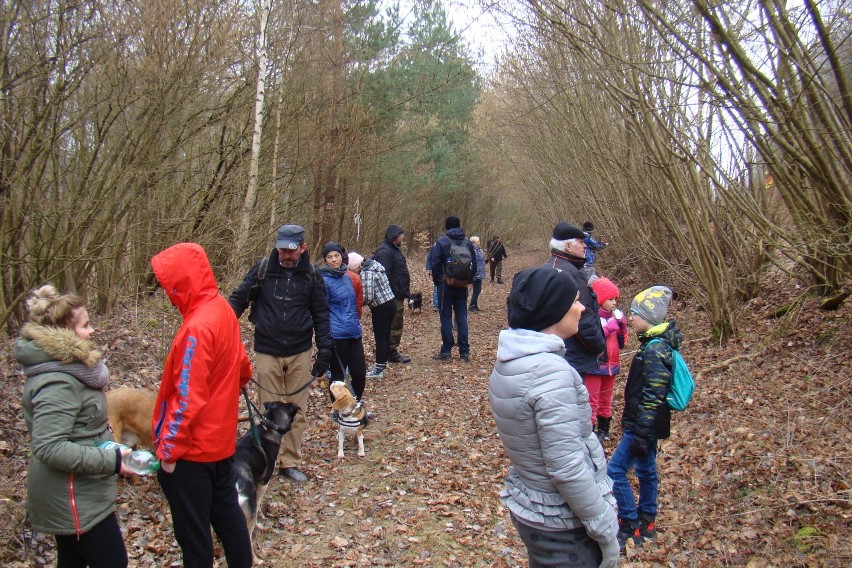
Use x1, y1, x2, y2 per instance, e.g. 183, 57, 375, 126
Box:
242, 388, 263, 449
249, 374, 318, 398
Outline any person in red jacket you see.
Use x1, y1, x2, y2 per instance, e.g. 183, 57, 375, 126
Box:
150, 243, 253, 568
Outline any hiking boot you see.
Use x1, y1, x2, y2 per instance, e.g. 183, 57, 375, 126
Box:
279, 467, 308, 483
388, 352, 411, 364
616, 518, 641, 553
596, 416, 611, 441
638, 512, 657, 543
460, 353, 470, 362
432, 352, 451, 361
366, 363, 386, 379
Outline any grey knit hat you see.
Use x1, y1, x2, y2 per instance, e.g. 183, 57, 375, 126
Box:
630, 286, 673, 325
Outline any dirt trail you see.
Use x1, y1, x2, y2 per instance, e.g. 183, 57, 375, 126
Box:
2, 243, 849, 567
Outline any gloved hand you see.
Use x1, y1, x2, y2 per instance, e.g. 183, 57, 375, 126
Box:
311, 349, 332, 378
603, 318, 622, 335
629, 434, 651, 458
598, 535, 620, 568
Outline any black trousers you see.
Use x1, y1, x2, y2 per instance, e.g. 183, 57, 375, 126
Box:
55, 512, 127, 568
369, 300, 396, 365
330, 337, 367, 400
157, 457, 251, 568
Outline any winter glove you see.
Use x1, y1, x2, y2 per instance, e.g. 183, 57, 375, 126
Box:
603, 318, 622, 336
629, 434, 651, 458
598, 535, 620, 568
311, 349, 332, 378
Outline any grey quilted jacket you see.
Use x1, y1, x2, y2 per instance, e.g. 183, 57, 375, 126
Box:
488, 328, 618, 544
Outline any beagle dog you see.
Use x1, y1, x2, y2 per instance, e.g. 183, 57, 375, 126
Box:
329, 381, 367, 458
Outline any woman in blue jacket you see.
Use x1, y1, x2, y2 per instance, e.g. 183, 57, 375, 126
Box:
320, 242, 368, 402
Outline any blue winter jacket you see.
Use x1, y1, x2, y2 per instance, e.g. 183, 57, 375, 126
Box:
321, 268, 362, 340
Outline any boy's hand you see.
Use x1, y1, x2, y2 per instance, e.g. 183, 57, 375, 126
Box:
629, 435, 651, 458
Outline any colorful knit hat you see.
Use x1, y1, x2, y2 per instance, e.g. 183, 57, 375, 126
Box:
591, 277, 619, 304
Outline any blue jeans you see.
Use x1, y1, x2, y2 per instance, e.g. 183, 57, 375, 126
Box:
606, 429, 659, 522
438, 284, 469, 356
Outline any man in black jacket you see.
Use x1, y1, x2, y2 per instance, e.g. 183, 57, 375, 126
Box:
229, 224, 332, 483
486, 236, 508, 284
544, 221, 606, 377
372, 224, 411, 364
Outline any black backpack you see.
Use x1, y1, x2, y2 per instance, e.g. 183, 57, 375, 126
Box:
443, 240, 474, 288
247, 257, 270, 324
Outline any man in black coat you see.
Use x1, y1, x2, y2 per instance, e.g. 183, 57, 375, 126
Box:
228, 224, 332, 483
486, 236, 508, 284
371, 224, 411, 364
544, 221, 606, 376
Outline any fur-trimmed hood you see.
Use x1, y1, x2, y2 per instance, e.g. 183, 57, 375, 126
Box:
15, 322, 103, 368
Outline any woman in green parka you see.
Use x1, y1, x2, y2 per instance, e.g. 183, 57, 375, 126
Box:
15, 284, 131, 567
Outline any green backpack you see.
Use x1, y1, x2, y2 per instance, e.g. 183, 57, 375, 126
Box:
647, 339, 695, 411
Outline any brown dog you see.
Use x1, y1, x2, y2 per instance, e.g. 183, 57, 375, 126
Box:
105, 388, 156, 449
329, 381, 367, 458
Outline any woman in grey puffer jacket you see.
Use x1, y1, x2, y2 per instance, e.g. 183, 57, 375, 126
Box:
489, 268, 619, 568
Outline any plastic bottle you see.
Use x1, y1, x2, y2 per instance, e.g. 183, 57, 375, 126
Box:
123, 449, 161, 475
98, 441, 161, 475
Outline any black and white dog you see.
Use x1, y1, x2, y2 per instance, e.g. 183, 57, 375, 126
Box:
407, 292, 423, 313
234, 401, 300, 564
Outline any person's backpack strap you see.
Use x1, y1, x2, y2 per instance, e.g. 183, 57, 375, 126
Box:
247, 257, 270, 323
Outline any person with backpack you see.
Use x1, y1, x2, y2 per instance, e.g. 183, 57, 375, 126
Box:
607, 285, 683, 553
427, 216, 476, 362
228, 224, 333, 484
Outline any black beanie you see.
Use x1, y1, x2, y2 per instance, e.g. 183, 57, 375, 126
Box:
507, 268, 579, 331
552, 221, 585, 241
445, 216, 461, 230
322, 241, 345, 258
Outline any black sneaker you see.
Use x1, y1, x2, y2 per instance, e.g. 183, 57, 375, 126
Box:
279, 467, 308, 483
638, 513, 656, 543
432, 352, 451, 361
616, 519, 641, 553
388, 352, 411, 364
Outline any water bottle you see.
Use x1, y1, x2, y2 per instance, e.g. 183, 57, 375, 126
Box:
123, 449, 161, 475
99, 441, 161, 475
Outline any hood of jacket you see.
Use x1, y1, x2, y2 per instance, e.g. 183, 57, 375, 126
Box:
638, 319, 683, 350
151, 243, 220, 318
15, 322, 103, 367
496, 328, 567, 362
362, 258, 386, 274
384, 224, 404, 243
445, 227, 467, 241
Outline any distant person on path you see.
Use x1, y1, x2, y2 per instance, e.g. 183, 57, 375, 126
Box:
372, 224, 412, 364
428, 215, 476, 362
319, 242, 367, 402
347, 252, 396, 380
469, 235, 485, 312
608, 286, 680, 553
151, 243, 253, 568
545, 222, 606, 400
486, 235, 508, 283
582, 221, 608, 282
587, 277, 628, 441
17, 285, 131, 568
229, 224, 333, 484
489, 267, 619, 568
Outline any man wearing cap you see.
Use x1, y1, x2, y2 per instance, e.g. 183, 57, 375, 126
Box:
545, 222, 606, 379
229, 224, 333, 483
371, 224, 412, 364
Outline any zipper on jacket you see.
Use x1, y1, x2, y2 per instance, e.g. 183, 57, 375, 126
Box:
68, 472, 82, 536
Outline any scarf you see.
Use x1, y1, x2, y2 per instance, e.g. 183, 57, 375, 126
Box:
23, 360, 111, 390
321, 264, 349, 277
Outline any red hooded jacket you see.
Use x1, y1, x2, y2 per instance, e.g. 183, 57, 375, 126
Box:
150, 243, 252, 463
